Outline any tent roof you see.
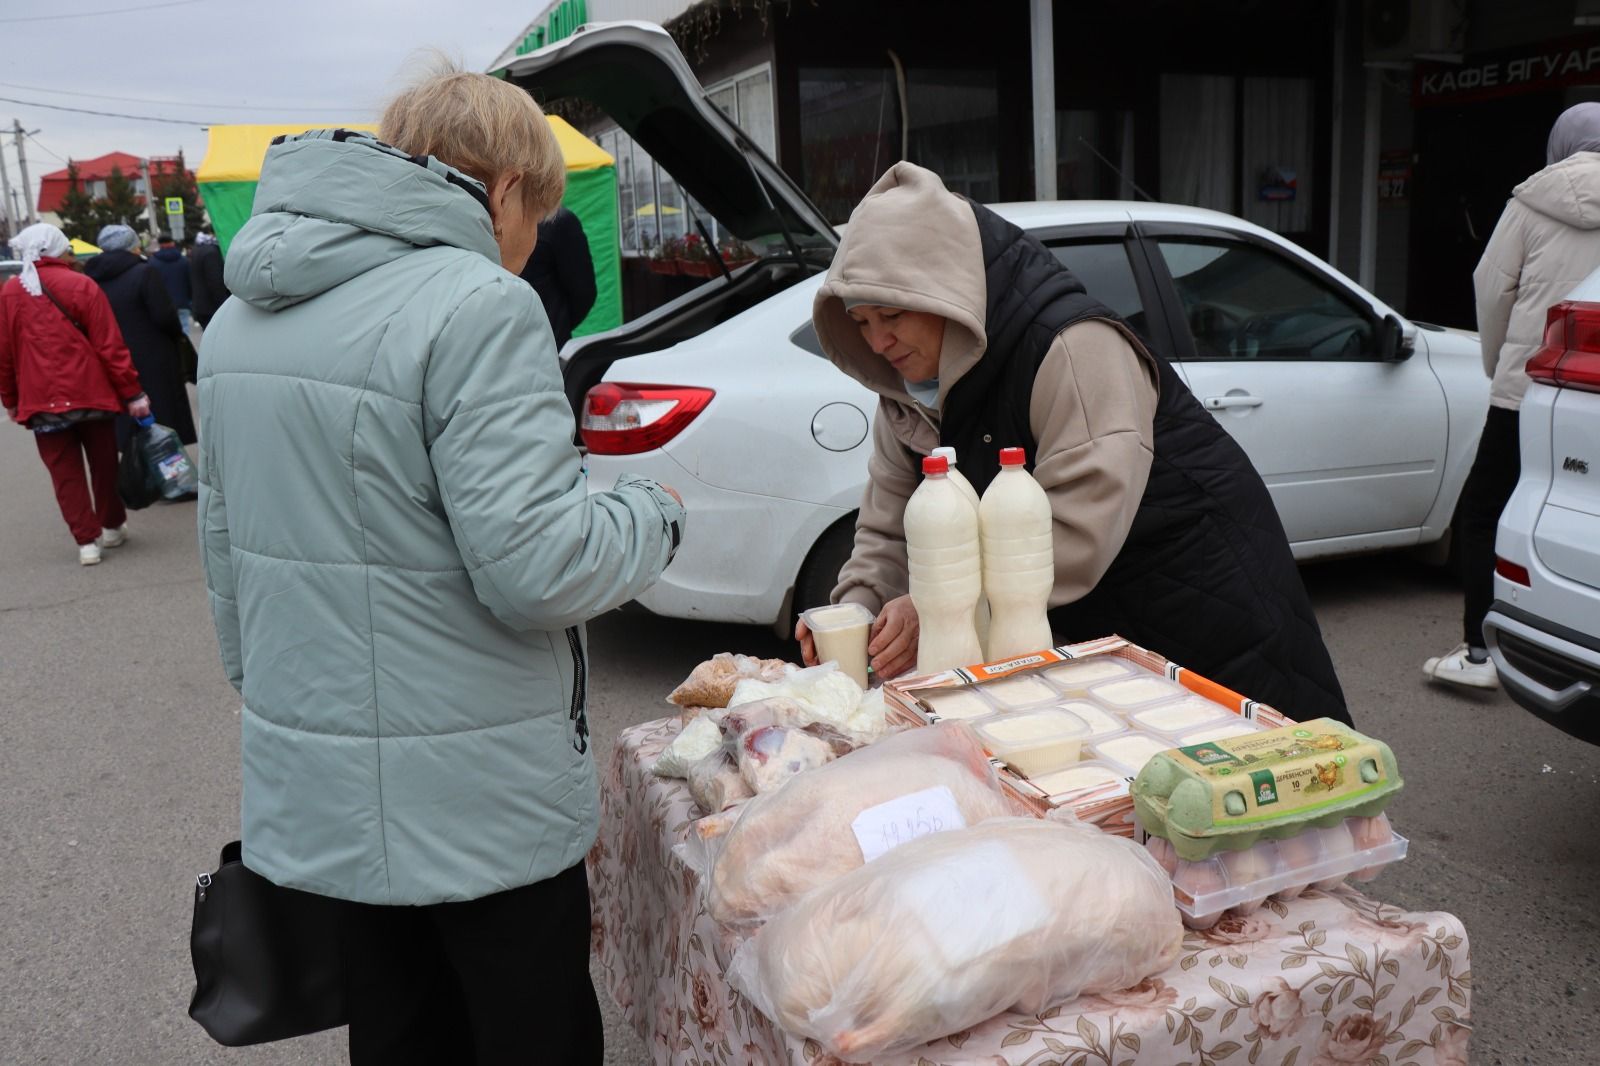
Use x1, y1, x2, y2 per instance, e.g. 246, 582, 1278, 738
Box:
70, 238, 100, 255
197, 117, 611, 186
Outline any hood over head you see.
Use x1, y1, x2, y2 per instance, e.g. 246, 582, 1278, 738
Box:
225, 129, 500, 312
812, 162, 987, 408
153, 246, 185, 263
1513, 149, 1600, 230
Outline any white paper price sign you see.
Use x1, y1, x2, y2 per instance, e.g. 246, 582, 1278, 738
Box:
851, 785, 966, 863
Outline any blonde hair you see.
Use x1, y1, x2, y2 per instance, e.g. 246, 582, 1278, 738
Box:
380, 56, 565, 218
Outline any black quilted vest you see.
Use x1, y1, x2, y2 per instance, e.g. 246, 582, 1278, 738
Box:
942, 202, 1349, 725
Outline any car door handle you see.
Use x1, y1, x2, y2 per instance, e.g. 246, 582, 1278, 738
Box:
1204, 394, 1264, 410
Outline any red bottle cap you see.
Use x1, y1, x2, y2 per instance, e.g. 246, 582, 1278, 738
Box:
922, 455, 949, 476
999, 447, 1027, 466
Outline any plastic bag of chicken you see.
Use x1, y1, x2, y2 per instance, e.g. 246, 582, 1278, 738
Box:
704, 722, 1015, 925
726, 817, 1184, 1061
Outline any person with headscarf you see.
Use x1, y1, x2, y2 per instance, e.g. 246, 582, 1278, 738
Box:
1423, 103, 1600, 689
0, 222, 151, 565
84, 223, 197, 449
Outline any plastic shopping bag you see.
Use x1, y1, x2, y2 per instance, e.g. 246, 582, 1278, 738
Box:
118, 417, 198, 508
726, 818, 1185, 1061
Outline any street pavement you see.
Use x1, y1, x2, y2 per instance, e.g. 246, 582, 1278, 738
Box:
1, 407, 1597, 1065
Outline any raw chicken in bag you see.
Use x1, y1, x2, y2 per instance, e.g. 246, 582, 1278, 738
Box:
704, 722, 1014, 924
727, 818, 1184, 1061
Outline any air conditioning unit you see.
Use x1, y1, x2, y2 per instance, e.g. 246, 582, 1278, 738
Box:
1365, 0, 1466, 66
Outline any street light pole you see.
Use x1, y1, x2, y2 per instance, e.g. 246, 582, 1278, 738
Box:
13, 119, 37, 224
0, 138, 15, 241
1029, 0, 1057, 201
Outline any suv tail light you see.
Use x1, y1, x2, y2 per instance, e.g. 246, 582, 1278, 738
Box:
1495, 556, 1531, 587
580, 383, 714, 455
1527, 301, 1600, 393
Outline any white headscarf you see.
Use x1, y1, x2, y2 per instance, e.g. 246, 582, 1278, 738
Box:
11, 222, 70, 297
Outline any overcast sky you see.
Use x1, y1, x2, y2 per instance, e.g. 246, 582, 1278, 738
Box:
0, 0, 539, 205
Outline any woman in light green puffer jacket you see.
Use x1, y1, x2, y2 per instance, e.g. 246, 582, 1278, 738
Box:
196, 67, 683, 1064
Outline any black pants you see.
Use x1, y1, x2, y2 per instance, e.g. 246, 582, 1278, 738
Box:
1457, 406, 1523, 648
342, 861, 602, 1065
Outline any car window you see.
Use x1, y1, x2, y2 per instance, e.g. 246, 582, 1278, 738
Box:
789, 238, 1152, 358
1156, 238, 1375, 361
1047, 240, 1152, 344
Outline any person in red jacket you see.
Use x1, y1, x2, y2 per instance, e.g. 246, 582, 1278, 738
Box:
1, 223, 151, 565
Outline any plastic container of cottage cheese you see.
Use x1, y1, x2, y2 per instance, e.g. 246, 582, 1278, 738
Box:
1087, 675, 1190, 713
1123, 695, 1237, 737
1088, 731, 1176, 777
1040, 656, 1142, 693
914, 686, 999, 722
974, 707, 1092, 776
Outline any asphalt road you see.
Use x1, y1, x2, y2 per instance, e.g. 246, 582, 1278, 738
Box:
1, 409, 1597, 1065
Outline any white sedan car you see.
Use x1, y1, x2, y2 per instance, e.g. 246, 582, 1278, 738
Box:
507, 23, 1488, 630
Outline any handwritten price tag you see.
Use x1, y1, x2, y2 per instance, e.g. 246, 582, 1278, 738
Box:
850, 785, 967, 863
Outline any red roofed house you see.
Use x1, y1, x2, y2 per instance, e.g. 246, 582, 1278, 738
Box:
36, 152, 190, 223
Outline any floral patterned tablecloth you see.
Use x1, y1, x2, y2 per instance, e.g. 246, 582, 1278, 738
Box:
588, 718, 1473, 1066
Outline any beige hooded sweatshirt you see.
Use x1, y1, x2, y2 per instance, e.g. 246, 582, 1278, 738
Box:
813, 162, 1159, 615
1475, 150, 1600, 410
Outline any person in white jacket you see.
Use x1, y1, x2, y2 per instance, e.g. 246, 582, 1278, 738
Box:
1424, 102, 1600, 689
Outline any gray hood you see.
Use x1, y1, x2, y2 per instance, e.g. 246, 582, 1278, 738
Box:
226, 129, 500, 312
1513, 151, 1600, 231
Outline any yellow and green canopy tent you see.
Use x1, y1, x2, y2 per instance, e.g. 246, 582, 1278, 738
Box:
196, 118, 621, 337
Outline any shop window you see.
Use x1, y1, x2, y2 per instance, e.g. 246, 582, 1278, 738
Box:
798, 66, 904, 223
705, 66, 776, 156
1160, 75, 1236, 214
1241, 78, 1313, 235
1159, 74, 1315, 237
1156, 238, 1373, 362
1057, 111, 1136, 201
798, 66, 1000, 223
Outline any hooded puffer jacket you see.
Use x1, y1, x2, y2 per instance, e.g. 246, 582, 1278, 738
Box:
198, 129, 685, 905
813, 163, 1347, 725
1475, 151, 1600, 409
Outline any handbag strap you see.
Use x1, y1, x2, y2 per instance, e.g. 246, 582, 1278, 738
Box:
37, 278, 91, 340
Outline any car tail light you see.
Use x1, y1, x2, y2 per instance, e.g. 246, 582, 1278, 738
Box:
580, 383, 714, 455
1527, 301, 1600, 393
1495, 556, 1531, 587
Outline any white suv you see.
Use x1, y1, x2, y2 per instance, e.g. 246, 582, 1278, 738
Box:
1483, 278, 1600, 745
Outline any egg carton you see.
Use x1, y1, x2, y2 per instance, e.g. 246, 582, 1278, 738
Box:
1146, 815, 1409, 929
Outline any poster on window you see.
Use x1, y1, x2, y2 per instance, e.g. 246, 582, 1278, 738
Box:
1379, 150, 1411, 203
1257, 166, 1297, 202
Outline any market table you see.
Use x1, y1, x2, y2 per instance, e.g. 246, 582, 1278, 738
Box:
588, 718, 1473, 1066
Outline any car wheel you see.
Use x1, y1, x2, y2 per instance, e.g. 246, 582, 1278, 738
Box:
795, 515, 857, 616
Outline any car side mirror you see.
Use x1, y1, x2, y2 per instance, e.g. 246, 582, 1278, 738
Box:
1378, 314, 1412, 362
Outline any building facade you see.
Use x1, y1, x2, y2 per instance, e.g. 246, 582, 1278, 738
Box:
499, 0, 1600, 330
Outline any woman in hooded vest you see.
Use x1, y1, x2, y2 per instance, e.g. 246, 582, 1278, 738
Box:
1422, 103, 1600, 690
797, 162, 1349, 727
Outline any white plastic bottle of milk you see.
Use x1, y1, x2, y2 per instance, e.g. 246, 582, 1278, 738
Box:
930, 446, 991, 652
905, 455, 984, 674
979, 447, 1054, 659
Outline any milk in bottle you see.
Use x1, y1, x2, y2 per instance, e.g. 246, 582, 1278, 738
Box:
979, 447, 1054, 658
905, 455, 984, 674
929, 446, 991, 651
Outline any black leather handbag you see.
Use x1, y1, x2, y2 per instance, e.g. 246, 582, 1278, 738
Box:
188, 840, 349, 1046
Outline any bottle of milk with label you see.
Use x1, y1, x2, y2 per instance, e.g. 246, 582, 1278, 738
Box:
930, 446, 991, 653
979, 447, 1054, 659
905, 455, 984, 674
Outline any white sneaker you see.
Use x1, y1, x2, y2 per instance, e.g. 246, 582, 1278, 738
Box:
99, 525, 128, 548
78, 542, 102, 566
1422, 643, 1499, 690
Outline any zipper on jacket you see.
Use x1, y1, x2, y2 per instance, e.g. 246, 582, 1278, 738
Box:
565, 626, 589, 753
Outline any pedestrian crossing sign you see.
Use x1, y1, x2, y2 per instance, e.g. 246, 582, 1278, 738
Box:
165, 197, 183, 215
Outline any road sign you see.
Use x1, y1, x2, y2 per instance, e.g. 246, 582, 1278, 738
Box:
165, 197, 183, 216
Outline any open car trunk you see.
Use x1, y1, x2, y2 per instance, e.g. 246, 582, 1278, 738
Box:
498, 21, 838, 414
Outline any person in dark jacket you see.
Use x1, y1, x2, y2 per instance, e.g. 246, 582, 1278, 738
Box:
1, 223, 151, 564
797, 163, 1350, 726
517, 205, 595, 347
188, 229, 230, 328
150, 234, 193, 334
84, 224, 196, 448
